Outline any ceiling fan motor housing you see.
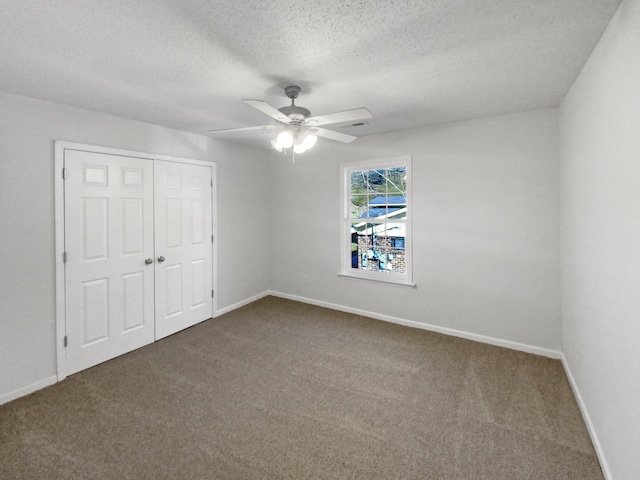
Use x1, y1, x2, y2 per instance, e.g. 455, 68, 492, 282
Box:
278, 105, 311, 122
279, 85, 310, 122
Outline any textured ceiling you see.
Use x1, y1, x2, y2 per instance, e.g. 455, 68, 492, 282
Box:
0, 0, 622, 147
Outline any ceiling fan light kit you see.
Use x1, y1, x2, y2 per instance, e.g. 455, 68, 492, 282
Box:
272, 130, 318, 154
276, 130, 294, 149
209, 85, 372, 162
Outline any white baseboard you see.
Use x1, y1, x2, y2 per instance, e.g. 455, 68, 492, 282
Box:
0, 375, 58, 406
267, 290, 562, 359
216, 291, 270, 317
560, 355, 612, 480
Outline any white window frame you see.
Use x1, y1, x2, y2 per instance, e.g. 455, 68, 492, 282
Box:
339, 155, 415, 287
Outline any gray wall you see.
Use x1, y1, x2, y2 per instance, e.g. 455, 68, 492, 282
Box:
0, 91, 270, 402
560, 0, 640, 478
269, 108, 561, 353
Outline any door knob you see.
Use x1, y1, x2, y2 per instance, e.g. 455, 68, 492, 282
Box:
145, 258, 153, 265
157, 256, 165, 262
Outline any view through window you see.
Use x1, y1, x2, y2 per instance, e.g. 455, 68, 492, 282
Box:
342, 157, 412, 285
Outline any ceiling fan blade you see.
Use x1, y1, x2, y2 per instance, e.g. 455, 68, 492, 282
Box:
309, 127, 357, 143
209, 125, 278, 133
243, 99, 290, 123
306, 107, 372, 126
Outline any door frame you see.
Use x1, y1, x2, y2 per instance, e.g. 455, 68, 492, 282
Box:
54, 141, 218, 381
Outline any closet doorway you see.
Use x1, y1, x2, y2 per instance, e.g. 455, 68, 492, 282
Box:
55, 142, 216, 378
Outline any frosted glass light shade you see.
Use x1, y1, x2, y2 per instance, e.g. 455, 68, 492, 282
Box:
302, 134, 317, 150
277, 130, 294, 148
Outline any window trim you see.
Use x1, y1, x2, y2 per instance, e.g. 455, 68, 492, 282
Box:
339, 155, 414, 287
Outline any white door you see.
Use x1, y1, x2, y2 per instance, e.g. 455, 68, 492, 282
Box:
64, 150, 155, 375
154, 160, 213, 339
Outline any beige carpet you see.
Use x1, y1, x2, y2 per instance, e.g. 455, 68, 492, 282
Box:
0, 296, 602, 479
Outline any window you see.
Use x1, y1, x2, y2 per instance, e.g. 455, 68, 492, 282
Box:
340, 156, 413, 286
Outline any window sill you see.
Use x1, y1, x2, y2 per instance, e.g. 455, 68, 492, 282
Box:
337, 272, 417, 288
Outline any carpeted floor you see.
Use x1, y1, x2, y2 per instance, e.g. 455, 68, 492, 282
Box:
1, 296, 603, 479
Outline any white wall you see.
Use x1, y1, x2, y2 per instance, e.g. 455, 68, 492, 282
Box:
0, 91, 270, 403
559, 0, 640, 478
269, 108, 561, 353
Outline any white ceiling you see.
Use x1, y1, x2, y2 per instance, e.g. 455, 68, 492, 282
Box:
0, 0, 621, 147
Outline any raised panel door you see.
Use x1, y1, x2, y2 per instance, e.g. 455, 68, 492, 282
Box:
154, 160, 213, 339
64, 150, 155, 374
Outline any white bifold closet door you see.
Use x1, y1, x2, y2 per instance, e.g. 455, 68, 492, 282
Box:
64, 150, 213, 375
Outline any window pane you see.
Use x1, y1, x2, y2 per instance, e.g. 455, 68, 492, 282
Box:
387, 221, 406, 273
367, 194, 387, 218
350, 243, 359, 269
351, 221, 368, 237
386, 248, 406, 273
371, 223, 388, 247
350, 194, 368, 218
376, 247, 393, 272
351, 222, 376, 271
351, 170, 375, 194
364, 248, 382, 272
386, 195, 406, 219
385, 223, 405, 244
350, 170, 366, 191
386, 167, 406, 194
367, 169, 386, 195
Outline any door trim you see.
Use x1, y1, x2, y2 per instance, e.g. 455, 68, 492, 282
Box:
54, 141, 217, 381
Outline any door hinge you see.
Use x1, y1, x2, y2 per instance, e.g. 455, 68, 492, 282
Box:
63, 252, 67, 263
210, 179, 213, 187
63, 336, 68, 347
211, 289, 214, 298
62, 168, 66, 180
211, 234, 214, 243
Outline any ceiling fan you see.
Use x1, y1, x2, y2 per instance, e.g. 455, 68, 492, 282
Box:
209, 85, 372, 157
